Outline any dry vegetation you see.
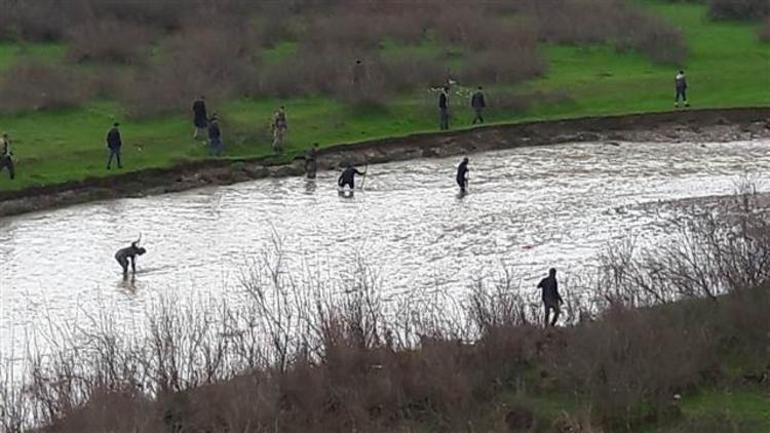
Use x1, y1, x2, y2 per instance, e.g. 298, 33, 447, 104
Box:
0, 0, 688, 116
1, 190, 769, 433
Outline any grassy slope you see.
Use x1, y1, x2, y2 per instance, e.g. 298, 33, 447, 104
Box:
0, 1, 768, 192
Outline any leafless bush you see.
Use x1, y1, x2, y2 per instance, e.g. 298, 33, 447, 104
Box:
709, 0, 770, 20
118, 24, 259, 117
0, 59, 91, 113
66, 19, 157, 64
460, 48, 546, 85
551, 304, 716, 429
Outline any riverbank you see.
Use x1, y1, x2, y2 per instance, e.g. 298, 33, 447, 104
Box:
1, 107, 768, 218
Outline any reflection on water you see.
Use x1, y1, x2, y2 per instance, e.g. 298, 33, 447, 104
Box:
1, 140, 769, 360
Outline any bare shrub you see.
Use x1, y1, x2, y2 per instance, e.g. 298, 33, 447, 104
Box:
551, 304, 715, 429
0, 59, 91, 113
709, 0, 770, 20
460, 48, 546, 85
66, 19, 157, 64
119, 24, 259, 117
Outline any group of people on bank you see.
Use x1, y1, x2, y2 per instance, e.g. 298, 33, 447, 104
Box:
0, 70, 690, 181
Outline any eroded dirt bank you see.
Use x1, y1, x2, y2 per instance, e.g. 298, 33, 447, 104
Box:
1, 107, 768, 218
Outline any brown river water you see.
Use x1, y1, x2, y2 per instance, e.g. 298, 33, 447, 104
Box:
1, 139, 769, 363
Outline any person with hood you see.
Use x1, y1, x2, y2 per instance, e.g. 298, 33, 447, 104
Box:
0, 133, 14, 180
456, 157, 469, 194
106, 122, 122, 170
338, 162, 366, 190
115, 236, 146, 276
675, 70, 689, 108
470, 86, 486, 124
537, 268, 563, 327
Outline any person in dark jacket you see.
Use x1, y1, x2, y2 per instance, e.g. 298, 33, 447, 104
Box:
338, 162, 366, 190
537, 268, 563, 327
305, 142, 320, 179
0, 133, 14, 180
208, 114, 223, 156
471, 86, 486, 124
115, 236, 146, 276
192, 96, 208, 139
106, 122, 122, 170
675, 70, 689, 108
439, 86, 450, 130
456, 157, 469, 194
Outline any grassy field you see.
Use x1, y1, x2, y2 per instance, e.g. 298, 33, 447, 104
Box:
0, 1, 768, 192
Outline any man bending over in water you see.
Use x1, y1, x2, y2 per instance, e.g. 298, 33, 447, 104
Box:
537, 268, 563, 327
338, 162, 366, 190
115, 236, 146, 276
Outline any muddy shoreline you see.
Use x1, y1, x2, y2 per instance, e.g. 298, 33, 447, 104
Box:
1, 107, 768, 218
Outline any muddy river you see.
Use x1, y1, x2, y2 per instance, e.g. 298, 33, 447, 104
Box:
1, 139, 769, 362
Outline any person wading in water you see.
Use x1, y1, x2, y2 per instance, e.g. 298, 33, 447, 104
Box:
338, 162, 366, 190
115, 236, 146, 276
537, 268, 563, 327
456, 157, 469, 194
305, 142, 320, 179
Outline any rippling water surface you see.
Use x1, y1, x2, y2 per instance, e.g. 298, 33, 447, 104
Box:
2, 140, 769, 359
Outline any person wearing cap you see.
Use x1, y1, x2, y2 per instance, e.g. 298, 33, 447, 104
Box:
0, 132, 14, 180
106, 122, 122, 170
208, 114, 223, 156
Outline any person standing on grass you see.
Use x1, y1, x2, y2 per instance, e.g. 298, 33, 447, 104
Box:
456, 157, 469, 194
0, 133, 15, 180
272, 106, 288, 153
537, 268, 563, 327
471, 86, 486, 124
192, 96, 208, 140
675, 70, 689, 108
106, 122, 122, 170
439, 86, 450, 130
305, 142, 320, 179
208, 114, 223, 157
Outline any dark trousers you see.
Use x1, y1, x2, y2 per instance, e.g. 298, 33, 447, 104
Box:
675, 88, 687, 104
544, 302, 560, 327
107, 147, 122, 169
457, 177, 466, 193
0, 156, 14, 179
339, 180, 354, 190
472, 108, 484, 124
209, 137, 223, 156
440, 108, 449, 130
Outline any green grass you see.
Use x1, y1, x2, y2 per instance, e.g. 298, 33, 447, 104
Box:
644, 389, 770, 433
0, 1, 768, 192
